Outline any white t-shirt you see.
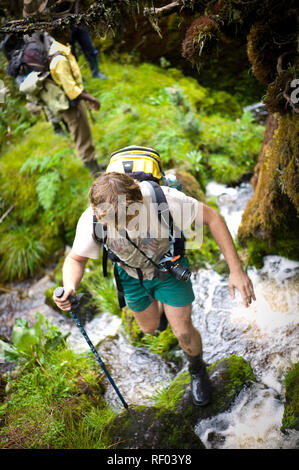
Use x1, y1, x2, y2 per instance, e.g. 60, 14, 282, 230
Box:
72, 182, 199, 280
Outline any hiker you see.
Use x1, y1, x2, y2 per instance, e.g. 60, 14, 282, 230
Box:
71, 24, 108, 80
53, 146, 256, 407
22, 0, 107, 79
48, 27, 101, 175
69, 1, 108, 80
0, 30, 68, 135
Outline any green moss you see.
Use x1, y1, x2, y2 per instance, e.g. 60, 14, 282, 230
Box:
281, 363, 299, 432
102, 404, 204, 449
153, 355, 255, 424
242, 227, 299, 269
0, 333, 116, 448
175, 170, 207, 202
140, 325, 179, 360
121, 307, 179, 361
237, 113, 299, 265
224, 354, 256, 396
153, 370, 190, 411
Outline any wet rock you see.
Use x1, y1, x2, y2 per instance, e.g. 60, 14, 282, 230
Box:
163, 354, 256, 426
103, 405, 205, 449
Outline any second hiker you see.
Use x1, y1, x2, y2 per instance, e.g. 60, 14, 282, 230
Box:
49, 27, 101, 175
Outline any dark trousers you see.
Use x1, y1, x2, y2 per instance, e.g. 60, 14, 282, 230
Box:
71, 25, 98, 62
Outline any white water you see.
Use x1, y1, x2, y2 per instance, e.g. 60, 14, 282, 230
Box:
192, 182, 299, 449
0, 181, 298, 449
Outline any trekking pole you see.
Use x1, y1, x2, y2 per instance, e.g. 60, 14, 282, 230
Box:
54, 286, 129, 411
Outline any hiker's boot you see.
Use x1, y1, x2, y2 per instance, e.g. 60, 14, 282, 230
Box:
83, 159, 101, 177
185, 353, 211, 406
88, 54, 108, 80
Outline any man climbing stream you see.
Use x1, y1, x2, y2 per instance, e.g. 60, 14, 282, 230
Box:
53, 146, 256, 407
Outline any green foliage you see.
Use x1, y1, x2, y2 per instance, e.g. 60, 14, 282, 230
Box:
82, 266, 122, 316
200, 110, 265, 184
0, 313, 70, 363
0, 127, 91, 282
281, 363, 299, 432
153, 370, 189, 410
0, 226, 46, 281
0, 315, 115, 449
0, 56, 37, 150
138, 326, 179, 360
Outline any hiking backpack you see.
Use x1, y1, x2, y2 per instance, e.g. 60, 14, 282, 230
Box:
4, 32, 50, 79
3, 32, 69, 117
92, 146, 186, 308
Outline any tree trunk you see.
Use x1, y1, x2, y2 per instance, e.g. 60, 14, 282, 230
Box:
237, 112, 299, 266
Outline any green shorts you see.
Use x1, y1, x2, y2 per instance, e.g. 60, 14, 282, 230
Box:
116, 257, 195, 312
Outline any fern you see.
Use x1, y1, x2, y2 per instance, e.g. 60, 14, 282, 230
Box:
36, 171, 61, 210
20, 149, 71, 175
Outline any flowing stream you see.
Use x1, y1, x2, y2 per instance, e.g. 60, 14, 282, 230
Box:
0, 181, 298, 449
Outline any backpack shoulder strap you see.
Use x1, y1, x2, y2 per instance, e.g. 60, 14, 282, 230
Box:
143, 180, 185, 257
143, 180, 174, 232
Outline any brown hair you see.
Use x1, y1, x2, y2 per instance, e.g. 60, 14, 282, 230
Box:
89, 172, 143, 226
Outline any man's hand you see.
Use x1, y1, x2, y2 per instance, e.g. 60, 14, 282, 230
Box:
53, 285, 76, 311
86, 96, 100, 111
229, 268, 256, 308
80, 90, 100, 111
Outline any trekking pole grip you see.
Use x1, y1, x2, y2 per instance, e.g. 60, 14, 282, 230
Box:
54, 286, 73, 301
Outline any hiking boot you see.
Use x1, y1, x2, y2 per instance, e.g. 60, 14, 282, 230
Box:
185, 353, 211, 406
92, 71, 108, 80
83, 159, 101, 176
157, 310, 168, 332
88, 54, 108, 80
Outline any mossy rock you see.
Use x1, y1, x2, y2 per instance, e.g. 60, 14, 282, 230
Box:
175, 170, 207, 203
281, 363, 299, 432
103, 405, 205, 449
154, 354, 256, 426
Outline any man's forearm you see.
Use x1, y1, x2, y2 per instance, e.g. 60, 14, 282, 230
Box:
207, 212, 243, 273
63, 254, 86, 290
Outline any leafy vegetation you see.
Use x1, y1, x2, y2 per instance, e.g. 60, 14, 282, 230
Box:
0, 56, 38, 150
0, 315, 116, 449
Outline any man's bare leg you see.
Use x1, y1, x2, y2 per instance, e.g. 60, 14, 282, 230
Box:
162, 303, 210, 407
163, 303, 202, 356
132, 299, 161, 334
131, 300, 210, 405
